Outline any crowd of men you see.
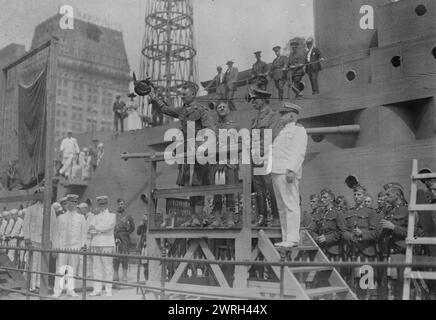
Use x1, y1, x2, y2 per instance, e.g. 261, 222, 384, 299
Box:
57, 132, 104, 181
0, 193, 148, 299
206, 37, 324, 102
300, 177, 436, 300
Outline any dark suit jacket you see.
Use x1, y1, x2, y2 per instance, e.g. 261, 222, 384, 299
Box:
305, 47, 323, 73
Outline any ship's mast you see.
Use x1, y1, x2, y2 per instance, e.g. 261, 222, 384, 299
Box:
140, 0, 198, 111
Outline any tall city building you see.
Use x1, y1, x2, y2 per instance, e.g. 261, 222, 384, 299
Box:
31, 13, 131, 140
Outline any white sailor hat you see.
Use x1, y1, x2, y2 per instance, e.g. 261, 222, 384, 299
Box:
66, 194, 79, 203
96, 196, 109, 205
10, 209, 18, 215
279, 102, 302, 114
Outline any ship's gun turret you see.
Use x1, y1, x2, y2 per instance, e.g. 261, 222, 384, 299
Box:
306, 125, 360, 142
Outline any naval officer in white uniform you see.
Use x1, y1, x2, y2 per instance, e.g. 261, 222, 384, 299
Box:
88, 196, 116, 297
270, 102, 307, 248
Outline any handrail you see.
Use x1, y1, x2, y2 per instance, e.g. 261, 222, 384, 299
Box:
1, 245, 436, 269
1, 244, 436, 301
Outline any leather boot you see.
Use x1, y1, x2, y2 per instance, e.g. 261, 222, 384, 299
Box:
225, 207, 235, 227
190, 205, 203, 227
122, 268, 128, 283
113, 269, 119, 282
209, 204, 222, 228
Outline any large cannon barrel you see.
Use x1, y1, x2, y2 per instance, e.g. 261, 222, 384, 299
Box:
306, 125, 360, 135
121, 125, 361, 161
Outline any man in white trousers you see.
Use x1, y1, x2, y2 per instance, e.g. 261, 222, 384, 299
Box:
270, 102, 308, 248
8, 209, 23, 262
59, 130, 80, 179
88, 196, 116, 297
52, 194, 87, 298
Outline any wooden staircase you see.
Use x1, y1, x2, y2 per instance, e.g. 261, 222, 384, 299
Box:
248, 230, 357, 300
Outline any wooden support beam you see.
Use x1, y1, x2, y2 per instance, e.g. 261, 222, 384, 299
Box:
153, 184, 243, 199
199, 240, 230, 288
233, 164, 252, 289
40, 38, 58, 297
0, 193, 44, 204
2, 40, 53, 72
408, 204, 436, 211
169, 240, 199, 284
257, 230, 307, 299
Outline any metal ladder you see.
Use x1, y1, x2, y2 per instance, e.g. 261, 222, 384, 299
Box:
403, 159, 436, 300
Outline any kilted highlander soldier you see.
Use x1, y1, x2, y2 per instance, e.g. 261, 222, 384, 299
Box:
269, 46, 288, 101
113, 198, 135, 283
378, 185, 422, 300
309, 189, 345, 261
248, 88, 283, 227
342, 177, 380, 300
251, 51, 269, 90
209, 101, 240, 228
148, 84, 215, 227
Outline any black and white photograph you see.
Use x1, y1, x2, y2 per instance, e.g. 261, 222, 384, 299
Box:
0, 0, 436, 306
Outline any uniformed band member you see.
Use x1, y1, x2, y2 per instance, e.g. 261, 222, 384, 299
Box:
288, 38, 306, 99
305, 37, 324, 95
209, 101, 240, 228
342, 183, 380, 299
149, 84, 215, 227
376, 191, 387, 215
335, 195, 349, 211
249, 88, 282, 227
269, 46, 288, 101
113, 198, 135, 283
89, 196, 116, 297
309, 189, 345, 260
378, 186, 419, 300
271, 102, 308, 248
251, 51, 269, 90
52, 194, 87, 298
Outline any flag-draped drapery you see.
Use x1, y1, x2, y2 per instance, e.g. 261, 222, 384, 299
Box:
18, 67, 47, 188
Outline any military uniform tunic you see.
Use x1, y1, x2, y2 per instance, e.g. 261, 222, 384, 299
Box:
251, 106, 283, 222
309, 206, 345, 257
342, 206, 380, 258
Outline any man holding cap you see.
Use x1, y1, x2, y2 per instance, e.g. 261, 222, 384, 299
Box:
205, 66, 226, 100
269, 46, 288, 101
52, 194, 87, 298
305, 37, 324, 95
288, 38, 306, 99
251, 51, 269, 90
59, 130, 80, 179
270, 102, 307, 248
224, 60, 239, 102
88, 196, 116, 297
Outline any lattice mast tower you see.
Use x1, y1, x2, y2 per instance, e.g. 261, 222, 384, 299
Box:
140, 0, 198, 109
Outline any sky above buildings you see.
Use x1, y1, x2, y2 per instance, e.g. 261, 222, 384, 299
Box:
0, 0, 313, 84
